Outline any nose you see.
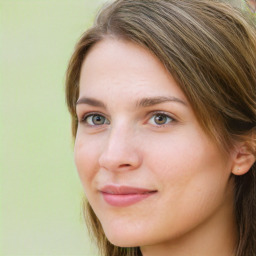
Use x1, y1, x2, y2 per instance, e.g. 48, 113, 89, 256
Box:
98, 124, 142, 172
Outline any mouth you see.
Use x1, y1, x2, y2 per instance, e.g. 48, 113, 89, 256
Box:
100, 185, 157, 207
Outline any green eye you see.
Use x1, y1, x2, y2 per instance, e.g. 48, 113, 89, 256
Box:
84, 114, 109, 126
149, 113, 173, 126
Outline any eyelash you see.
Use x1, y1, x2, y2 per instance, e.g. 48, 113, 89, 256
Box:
80, 112, 110, 127
79, 111, 176, 127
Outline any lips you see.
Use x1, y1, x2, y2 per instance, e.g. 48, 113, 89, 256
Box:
100, 185, 157, 207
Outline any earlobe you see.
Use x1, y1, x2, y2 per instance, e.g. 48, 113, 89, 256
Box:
231, 145, 255, 176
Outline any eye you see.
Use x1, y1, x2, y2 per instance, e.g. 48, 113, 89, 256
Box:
148, 113, 174, 126
82, 114, 110, 126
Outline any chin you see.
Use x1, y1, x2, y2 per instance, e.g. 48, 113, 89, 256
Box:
105, 232, 140, 247
108, 238, 139, 247
103, 226, 145, 247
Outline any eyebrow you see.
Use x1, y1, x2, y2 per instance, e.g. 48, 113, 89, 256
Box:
136, 96, 187, 107
76, 97, 106, 108
76, 96, 187, 108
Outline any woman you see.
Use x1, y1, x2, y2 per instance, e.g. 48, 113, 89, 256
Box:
65, 0, 256, 255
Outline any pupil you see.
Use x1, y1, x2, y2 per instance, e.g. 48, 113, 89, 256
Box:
155, 114, 166, 124
93, 115, 104, 124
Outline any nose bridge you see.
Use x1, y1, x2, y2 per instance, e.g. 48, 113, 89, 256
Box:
99, 120, 141, 171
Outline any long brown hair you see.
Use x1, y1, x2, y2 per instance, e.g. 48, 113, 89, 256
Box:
65, 0, 256, 255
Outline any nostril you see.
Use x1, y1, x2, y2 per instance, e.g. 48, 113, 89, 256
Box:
120, 164, 131, 167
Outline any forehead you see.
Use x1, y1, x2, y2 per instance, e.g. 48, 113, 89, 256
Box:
79, 38, 187, 104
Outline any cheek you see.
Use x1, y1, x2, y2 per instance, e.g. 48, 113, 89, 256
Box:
74, 133, 102, 187
143, 130, 198, 179
139, 132, 232, 239
144, 128, 231, 203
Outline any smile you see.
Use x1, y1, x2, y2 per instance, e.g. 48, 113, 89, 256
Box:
100, 185, 157, 207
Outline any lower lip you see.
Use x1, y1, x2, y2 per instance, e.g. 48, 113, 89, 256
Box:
101, 192, 156, 207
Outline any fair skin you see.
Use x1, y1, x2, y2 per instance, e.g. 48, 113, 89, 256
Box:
75, 38, 239, 256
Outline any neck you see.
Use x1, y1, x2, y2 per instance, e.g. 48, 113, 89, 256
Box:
140, 195, 237, 256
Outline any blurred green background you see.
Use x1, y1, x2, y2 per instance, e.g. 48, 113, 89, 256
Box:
1, 0, 105, 255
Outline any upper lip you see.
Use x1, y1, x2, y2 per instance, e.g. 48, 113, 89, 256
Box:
100, 185, 157, 195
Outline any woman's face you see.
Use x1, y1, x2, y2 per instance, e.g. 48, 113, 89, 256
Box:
75, 39, 235, 249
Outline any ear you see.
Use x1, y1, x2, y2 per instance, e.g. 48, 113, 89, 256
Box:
231, 144, 255, 176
